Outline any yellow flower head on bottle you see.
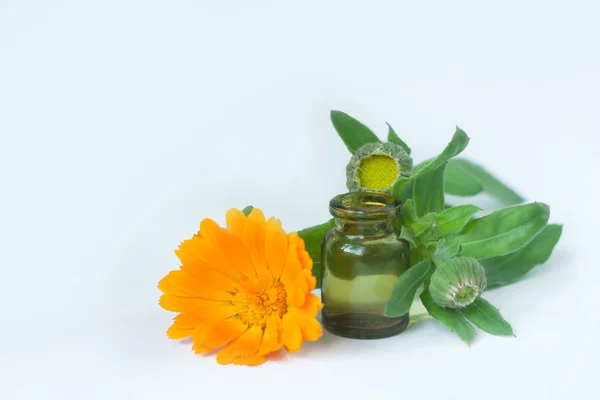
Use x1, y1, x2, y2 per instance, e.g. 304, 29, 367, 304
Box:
346, 142, 413, 193
158, 208, 323, 366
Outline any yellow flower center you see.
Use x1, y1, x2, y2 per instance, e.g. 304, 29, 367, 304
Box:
358, 155, 399, 189
233, 280, 287, 327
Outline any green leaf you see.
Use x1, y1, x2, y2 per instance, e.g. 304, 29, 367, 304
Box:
412, 127, 470, 177
413, 163, 447, 217
392, 127, 470, 201
432, 235, 461, 264
399, 199, 418, 226
481, 224, 563, 289
421, 289, 476, 345
458, 202, 550, 259
445, 158, 524, 205
437, 205, 481, 234
444, 165, 483, 196
461, 298, 514, 336
330, 110, 380, 153
409, 214, 434, 237
384, 259, 431, 317
399, 226, 418, 247
386, 123, 411, 155
242, 206, 254, 216
297, 219, 334, 288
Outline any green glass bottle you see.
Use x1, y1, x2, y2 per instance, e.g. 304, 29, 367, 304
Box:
321, 191, 410, 339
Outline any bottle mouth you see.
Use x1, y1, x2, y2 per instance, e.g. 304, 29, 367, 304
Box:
329, 191, 400, 221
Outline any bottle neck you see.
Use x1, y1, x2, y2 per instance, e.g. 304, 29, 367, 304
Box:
329, 191, 401, 238
334, 217, 397, 238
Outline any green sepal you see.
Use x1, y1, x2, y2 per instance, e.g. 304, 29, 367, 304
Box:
384, 259, 432, 317
461, 298, 514, 336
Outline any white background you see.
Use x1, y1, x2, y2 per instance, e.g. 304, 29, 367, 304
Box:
1, 1, 598, 399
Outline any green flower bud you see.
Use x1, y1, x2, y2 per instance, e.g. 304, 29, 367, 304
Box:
429, 257, 487, 309
346, 142, 413, 193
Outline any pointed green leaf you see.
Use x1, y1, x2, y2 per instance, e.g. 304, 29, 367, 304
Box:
481, 224, 563, 289
445, 158, 524, 205
432, 235, 461, 264
242, 205, 254, 216
421, 289, 476, 345
384, 259, 431, 317
392, 127, 469, 201
399, 226, 418, 247
386, 123, 411, 155
330, 110, 380, 153
297, 219, 334, 288
462, 298, 514, 336
413, 163, 447, 217
458, 202, 550, 259
437, 205, 481, 234
411, 127, 470, 178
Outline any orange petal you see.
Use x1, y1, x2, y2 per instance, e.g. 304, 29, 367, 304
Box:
280, 247, 303, 286
159, 294, 230, 313
176, 219, 247, 281
199, 218, 221, 242
226, 209, 247, 238
158, 271, 196, 297
294, 234, 313, 271
280, 233, 304, 284
286, 269, 312, 305
287, 309, 323, 341
213, 227, 256, 278
242, 209, 268, 271
232, 354, 268, 366
181, 265, 239, 293
174, 304, 237, 328
300, 293, 324, 318
265, 217, 288, 278
175, 236, 206, 267
176, 236, 239, 282
258, 315, 282, 356
158, 271, 234, 302
191, 317, 248, 354
190, 236, 243, 281
238, 268, 273, 294
281, 314, 303, 353
166, 324, 195, 339
216, 325, 263, 365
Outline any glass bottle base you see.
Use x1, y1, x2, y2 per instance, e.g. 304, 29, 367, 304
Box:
322, 312, 409, 339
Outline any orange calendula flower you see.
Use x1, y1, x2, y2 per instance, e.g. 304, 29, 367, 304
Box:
158, 208, 323, 366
